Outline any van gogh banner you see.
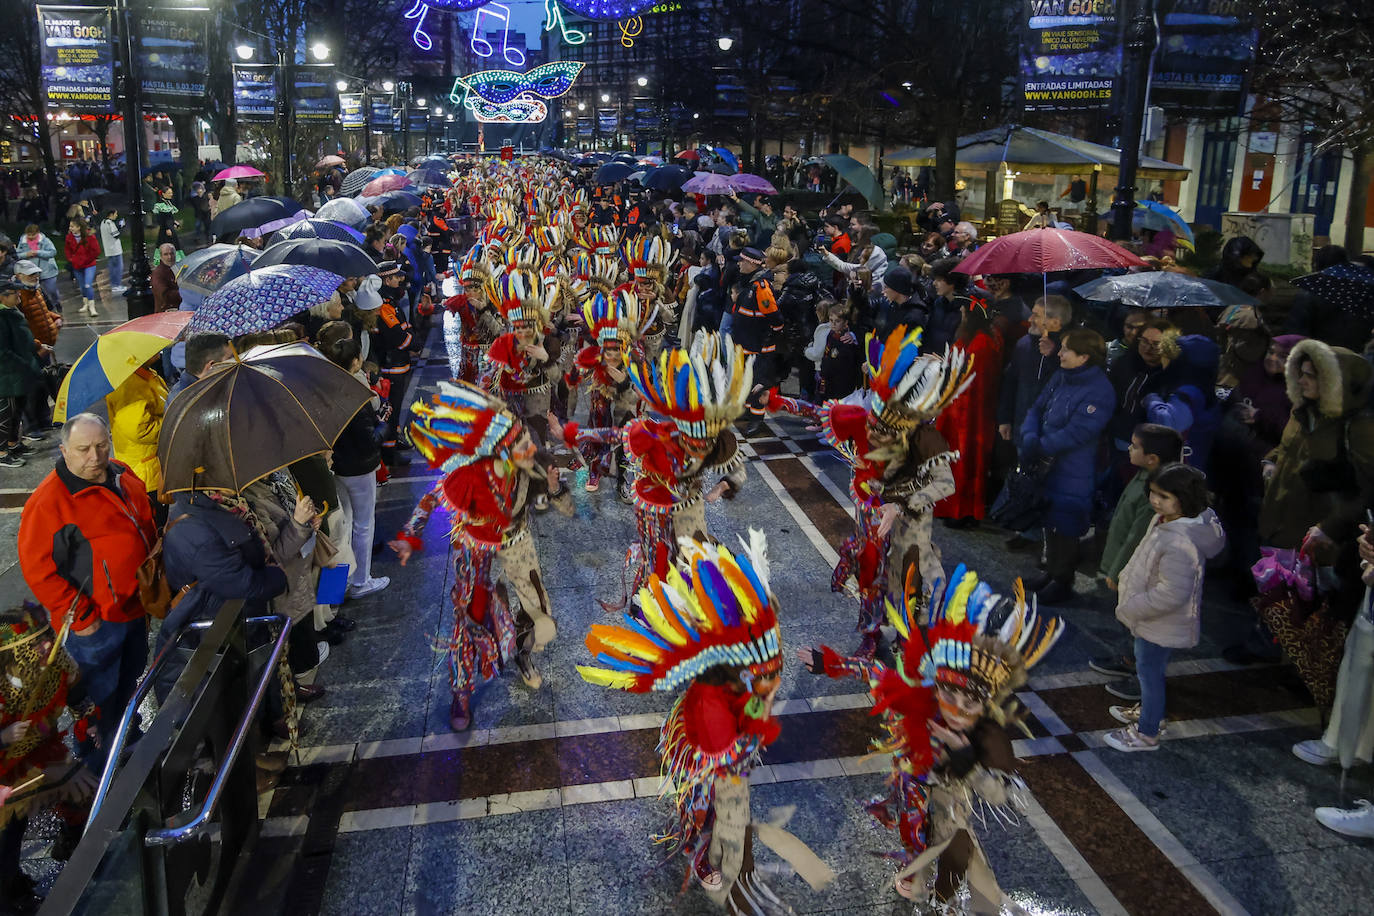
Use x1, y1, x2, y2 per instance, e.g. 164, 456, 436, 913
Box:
233, 64, 276, 122
340, 93, 365, 129
36, 6, 115, 113
1151, 0, 1256, 116
1021, 0, 1121, 111
138, 10, 209, 110
293, 65, 336, 123
370, 97, 393, 128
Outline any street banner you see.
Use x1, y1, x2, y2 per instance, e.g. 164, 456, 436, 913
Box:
407, 111, 428, 134
293, 64, 336, 122
1021, 0, 1122, 111
340, 93, 365, 129
632, 101, 656, 133
36, 6, 115, 113
598, 109, 618, 133
575, 118, 593, 138
233, 64, 276, 122
370, 96, 393, 128
1151, 0, 1256, 116
138, 9, 210, 110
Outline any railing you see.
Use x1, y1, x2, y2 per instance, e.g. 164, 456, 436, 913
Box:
39, 601, 293, 916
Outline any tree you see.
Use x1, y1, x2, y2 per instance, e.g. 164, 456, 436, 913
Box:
1253, 3, 1374, 252
0, 0, 59, 204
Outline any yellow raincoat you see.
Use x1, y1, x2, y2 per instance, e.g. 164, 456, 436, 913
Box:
105, 368, 168, 494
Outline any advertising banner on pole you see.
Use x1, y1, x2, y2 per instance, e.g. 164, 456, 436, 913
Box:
340, 93, 365, 129
1151, 0, 1256, 116
598, 109, 618, 133
370, 96, 393, 129
407, 111, 429, 134
138, 9, 209, 110
293, 64, 336, 122
1021, 0, 1122, 111
36, 6, 115, 113
233, 64, 276, 122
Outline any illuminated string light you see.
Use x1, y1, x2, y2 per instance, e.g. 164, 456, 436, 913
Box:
403, 0, 659, 52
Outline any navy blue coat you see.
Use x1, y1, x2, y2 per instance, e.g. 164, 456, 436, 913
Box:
1018, 363, 1116, 536
998, 332, 1061, 432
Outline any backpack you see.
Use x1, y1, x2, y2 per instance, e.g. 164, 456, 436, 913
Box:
135, 515, 195, 619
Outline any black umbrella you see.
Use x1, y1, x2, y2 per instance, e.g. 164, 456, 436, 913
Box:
209, 196, 305, 239
643, 165, 691, 191
274, 218, 365, 244
374, 189, 424, 214
255, 238, 378, 277
595, 162, 634, 185
407, 168, 449, 188
339, 166, 380, 197
1293, 262, 1374, 319
571, 157, 598, 167
612, 152, 638, 164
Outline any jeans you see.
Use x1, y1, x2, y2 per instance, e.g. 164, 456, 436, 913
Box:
337, 472, 377, 585
1133, 636, 1172, 738
64, 617, 150, 770
76, 265, 97, 299
40, 275, 60, 312
107, 253, 124, 288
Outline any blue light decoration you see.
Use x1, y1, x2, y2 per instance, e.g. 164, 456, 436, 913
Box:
401, 0, 660, 52
450, 60, 585, 124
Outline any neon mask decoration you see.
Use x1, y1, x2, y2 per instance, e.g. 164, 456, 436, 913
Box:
450, 60, 583, 125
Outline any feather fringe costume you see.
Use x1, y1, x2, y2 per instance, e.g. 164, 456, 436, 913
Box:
563, 287, 643, 484
579, 533, 834, 914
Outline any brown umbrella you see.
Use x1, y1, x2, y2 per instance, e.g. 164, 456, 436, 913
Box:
158, 342, 372, 494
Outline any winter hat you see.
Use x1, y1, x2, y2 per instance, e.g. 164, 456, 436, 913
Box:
882, 266, 914, 297
355, 274, 383, 311
0, 278, 23, 294
13, 260, 40, 277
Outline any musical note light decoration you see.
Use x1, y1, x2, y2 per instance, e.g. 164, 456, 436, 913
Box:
450, 60, 585, 124
401, 0, 660, 52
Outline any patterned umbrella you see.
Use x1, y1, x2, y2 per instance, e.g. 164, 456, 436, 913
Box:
314, 197, 370, 228
339, 167, 379, 197
54, 312, 194, 422
362, 174, 413, 196
728, 173, 777, 195
681, 172, 735, 195
274, 218, 365, 244
1293, 262, 1374, 320
189, 264, 344, 336
255, 238, 378, 278
177, 244, 261, 296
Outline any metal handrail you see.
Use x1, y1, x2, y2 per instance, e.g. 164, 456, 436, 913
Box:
85, 614, 283, 832
144, 615, 292, 846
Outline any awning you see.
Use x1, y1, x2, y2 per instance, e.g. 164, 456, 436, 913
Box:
887, 126, 1190, 180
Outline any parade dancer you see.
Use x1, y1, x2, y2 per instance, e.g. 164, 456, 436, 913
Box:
554, 331, 753, 609
440, 246, 502, 383
578, 533, 834, 914
624, 234, 678, 361
769, 326, 973, 657
564, 287, 642, 496
390, 381, 572, 731
801, 563, 1062, 912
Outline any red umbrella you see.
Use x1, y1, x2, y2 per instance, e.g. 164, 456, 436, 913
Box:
362, 174, 412, 196
953, 227, 1148, 275
674, 150, 701, 161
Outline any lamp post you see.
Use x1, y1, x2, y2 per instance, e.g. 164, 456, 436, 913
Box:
1110, 0, 1157, 241
115, 0, 153, 319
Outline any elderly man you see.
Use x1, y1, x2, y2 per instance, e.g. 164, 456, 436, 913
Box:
151, 243, 182, 313
17, 413, 156, 764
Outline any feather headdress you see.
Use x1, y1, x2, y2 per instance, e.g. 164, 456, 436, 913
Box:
864, 325, 976, 432
586, 254, 626, 297
409, 379, 521, 474
531, 223, 565, 257
487, 268, 549, 328
582, 287, 641, 348
586, 225, 620, 258
577, 531, 782, 693
623, 234, 673, 280
630, 330, 754, 439
457, 243, 493, 285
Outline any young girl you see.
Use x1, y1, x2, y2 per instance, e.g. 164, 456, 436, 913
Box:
63, 218, 101, 317
1104, 463, 1226, 751
98, 208, 125, 294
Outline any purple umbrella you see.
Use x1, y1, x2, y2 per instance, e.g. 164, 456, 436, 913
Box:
189, 265, 344, 337
728, 173, 777, 195
681, 173, 736, 196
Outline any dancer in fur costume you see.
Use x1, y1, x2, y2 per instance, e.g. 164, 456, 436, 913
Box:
578, 533, 834, 914
563, 286, 642, 496
389, 381, 572, 731
801, 562, 1062, 913
769, 326, 973, 658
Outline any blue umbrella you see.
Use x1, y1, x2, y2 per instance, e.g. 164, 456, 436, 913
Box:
1293, 262, 1374, 319
189, 265, 345, 336
256, 238, 378, 278
643, 165, 692, 191
712, 147, 739, 172
275, 218, 365, 244
177, 244, 261, 297
373, 166, 408, 177
375, 189, 424, 214
407, 167, 450, 188
1134, 201, 1195, 247
595, 162, 634, 185
571, 157, 599, 167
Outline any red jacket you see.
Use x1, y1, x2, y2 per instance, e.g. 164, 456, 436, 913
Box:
18, 459, 157, 633
64, 232, 101, 271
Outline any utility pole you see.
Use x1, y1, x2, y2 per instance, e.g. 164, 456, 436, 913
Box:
1110, 0, 1157, 240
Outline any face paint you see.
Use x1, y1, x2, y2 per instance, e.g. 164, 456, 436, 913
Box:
937, 685, 982, 731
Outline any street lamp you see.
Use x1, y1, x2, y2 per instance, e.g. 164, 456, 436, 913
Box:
636, 76, 648, 87
335, 79, 348, 92
382, 80, 395, 92
310, 41, 330, 61
415, 97, 426, 107
235, 43, 254, 60
600, 93, 610, 103
577, 102, 586, 111
717, 36, 734, 51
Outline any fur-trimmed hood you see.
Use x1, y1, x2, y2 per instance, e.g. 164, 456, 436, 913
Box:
1286, 338, 1372, 417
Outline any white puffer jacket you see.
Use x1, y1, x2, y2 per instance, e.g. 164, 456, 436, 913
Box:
1115, 508, 1226, 649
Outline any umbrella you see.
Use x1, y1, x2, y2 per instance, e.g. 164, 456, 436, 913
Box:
953, 227, 1148, 275
212, 165, 266, 181
822, 154, 884, 208
189, 264, 344, 336
158, 342, 374, 495
595, 162, 634, 185
728, 173, 777, 195
374, 189, 424, 214
637, 156, 663, 166
315, 155, 346, 168
681, 173, 736, 196
54, 312, 194, 422
256, 238, 378, 278
313, 197, 370, 229
627, 170, 647, 183
1075, 272, 1259, 310
209, 196, 305, 240
75, 187, 111, 203
339, 167, 379, 197
1292, 262, 1374, 319
362, 174, 413, 196
140, 164, 180, 178
611, 152, 638, 164
1134, 201, 1196, 249
273, 218, 365, 244
643, 165, 692, 191
413, 157, 449, 171
373, 166, 408, 177
407, 167, 450, 188
177, 244, 260, 296
674, 150, 700, 161
571, 157, 599, 167
712, 147, 739, 171
707, 162, 734, 175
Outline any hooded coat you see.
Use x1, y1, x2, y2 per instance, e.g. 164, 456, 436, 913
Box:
1259, 339, 1374, 549
1019, 362, 1116, 536
1142, 334, 1223, 470
1116, 508, 1227, 648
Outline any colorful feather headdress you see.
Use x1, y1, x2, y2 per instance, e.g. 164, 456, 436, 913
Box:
487, 268, 549, 328
409, 379, 522, 474
532, 223, 565, 257
864, 325, 976, 432
457, 243, 493, 285
630, 330, 754, 439
586, 254, 626, 297
582, 287, 641, 348
577, 531, 782, 693
623, 234, 672, 280
586, 225, 620, 258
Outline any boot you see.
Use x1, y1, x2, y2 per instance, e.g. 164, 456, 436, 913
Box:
85, 298, 98, 317
449, 692, 473, 732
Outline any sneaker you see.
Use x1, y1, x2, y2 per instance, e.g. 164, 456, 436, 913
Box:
0, 453, 24, 469
347, 576, 390, 599
584, 472, 600, 493
1104, 677, 1141, 701
1314, 799, 1374, 838
617, 478, 633, 503
1089, 654, 1136, 678
514, 649, 543, 689
6, 442, 30, 457
1102, 723, 1160, 752
1110, 703, 1168, 734
20, 431, 46, 444
1292, 739, 1339, 767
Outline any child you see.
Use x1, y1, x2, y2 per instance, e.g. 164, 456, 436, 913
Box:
98, 207, 125, 294
1103, 463, 1225, 751
1090, 423, 1185, 689
817, 302, 862, 400
802, 298, 833, 399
